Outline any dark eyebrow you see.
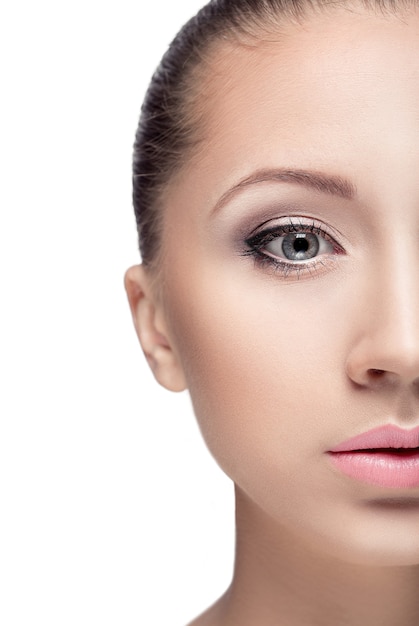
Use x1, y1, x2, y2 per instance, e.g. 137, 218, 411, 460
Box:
212, 168, 356, 214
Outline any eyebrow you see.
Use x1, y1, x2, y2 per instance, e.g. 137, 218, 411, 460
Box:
212, 167, 357, 214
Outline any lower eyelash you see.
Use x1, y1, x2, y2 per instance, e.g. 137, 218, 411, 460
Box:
241, 219, 342, 278
241, 247, 326, 278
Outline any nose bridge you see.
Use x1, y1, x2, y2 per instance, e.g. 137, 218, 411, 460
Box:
347, 232, 419, 385
377, 234, 419, 350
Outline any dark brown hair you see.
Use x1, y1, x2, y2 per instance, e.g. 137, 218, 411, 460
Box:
133, 0, 413, 268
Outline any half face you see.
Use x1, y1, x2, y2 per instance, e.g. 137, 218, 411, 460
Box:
153, 6, 419, 565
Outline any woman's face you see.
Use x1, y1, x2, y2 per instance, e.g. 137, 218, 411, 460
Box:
152, 7, 419, 565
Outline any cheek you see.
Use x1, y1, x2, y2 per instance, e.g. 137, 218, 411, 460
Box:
163, 259, 347, 499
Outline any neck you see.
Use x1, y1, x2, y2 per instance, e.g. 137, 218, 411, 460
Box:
218, 487, 419, 626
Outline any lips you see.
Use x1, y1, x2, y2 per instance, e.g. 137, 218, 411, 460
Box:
329, 424, 419, 452
328, 424, 419, 488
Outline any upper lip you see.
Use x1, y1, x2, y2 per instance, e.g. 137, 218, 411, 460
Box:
329, 424, 419, 452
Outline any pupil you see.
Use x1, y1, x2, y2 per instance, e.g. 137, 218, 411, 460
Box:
294, 238, 309, 253
281, 232, 319, 260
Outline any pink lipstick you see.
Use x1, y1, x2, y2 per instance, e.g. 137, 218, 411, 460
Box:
328, 425, 419, 488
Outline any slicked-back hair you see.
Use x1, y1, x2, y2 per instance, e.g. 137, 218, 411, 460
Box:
133, 0, 415, 268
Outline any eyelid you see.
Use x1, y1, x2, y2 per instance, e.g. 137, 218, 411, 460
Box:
246, 217, 343, 251
242, 216, 345, 279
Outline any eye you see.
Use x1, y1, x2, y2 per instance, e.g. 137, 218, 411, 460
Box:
242, 218, 344, 278
266, 231, 332, 261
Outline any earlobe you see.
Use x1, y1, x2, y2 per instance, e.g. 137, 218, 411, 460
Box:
124, 264, 187, 392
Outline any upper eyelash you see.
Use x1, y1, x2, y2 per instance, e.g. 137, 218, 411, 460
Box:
241, 218, 342, 277
246, 219, 335, 247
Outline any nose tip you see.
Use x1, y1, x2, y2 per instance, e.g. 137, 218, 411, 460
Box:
345, 339, 419, 390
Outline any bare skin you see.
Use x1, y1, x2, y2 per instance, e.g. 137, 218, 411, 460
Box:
126, 5, 419, 625
189, 490, 419, 626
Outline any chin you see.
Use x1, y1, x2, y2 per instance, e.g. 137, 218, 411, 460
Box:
318, 519, 419, 567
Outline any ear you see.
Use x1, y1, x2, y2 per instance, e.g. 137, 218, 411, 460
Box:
124, 264, 187, 392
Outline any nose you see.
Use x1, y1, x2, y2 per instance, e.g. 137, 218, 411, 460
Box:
345, 258, 419, 390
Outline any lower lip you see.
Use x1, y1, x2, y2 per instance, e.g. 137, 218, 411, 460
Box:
328, 450, 419, 488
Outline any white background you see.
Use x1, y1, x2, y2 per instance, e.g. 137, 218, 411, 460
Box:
0, 2, 234, 624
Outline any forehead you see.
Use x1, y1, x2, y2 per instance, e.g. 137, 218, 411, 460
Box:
179, 7, 419, 180
203, 7, 419, 107
160, 6, 419, 246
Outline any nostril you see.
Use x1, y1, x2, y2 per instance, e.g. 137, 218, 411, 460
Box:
369, 369, 385, 378
365, 368, 400, 388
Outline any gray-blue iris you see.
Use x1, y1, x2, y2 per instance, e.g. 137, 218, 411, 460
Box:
282, 233, 319, 261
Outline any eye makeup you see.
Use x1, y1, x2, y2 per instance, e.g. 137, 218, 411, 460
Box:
241, 216, 345, 279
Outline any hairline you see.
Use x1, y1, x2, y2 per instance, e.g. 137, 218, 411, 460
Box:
138, 0, 418, 275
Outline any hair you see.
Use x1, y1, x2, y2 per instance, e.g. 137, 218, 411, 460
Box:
133, 0, 415, 269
